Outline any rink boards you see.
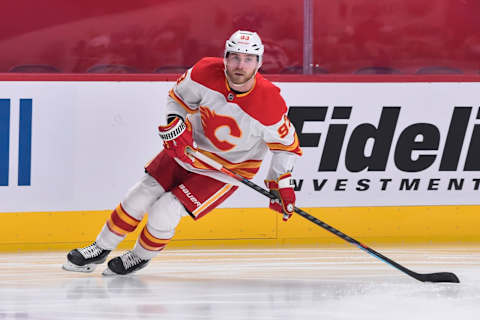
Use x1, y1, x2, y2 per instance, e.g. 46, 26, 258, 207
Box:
1, 205, 480, 251
1, 77, 480, 250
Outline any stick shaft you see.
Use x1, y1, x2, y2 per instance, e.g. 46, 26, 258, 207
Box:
188, 149, 459, 283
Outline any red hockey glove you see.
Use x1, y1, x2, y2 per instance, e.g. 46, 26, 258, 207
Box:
265, 173, 296, 222
158, 117, 196, 165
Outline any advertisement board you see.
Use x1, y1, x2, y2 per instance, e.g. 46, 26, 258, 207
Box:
283, 82, 480, 207
1, 81, 479, 212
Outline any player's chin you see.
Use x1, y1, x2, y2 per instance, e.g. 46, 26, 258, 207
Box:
225, 70, 240, 81
235, 77, 249, 85
229, 75, 247, 85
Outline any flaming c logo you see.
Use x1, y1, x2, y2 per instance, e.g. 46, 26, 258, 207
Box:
200, 106, 242, 151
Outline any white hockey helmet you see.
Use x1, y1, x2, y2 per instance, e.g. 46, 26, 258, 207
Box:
224, 30, 264, 65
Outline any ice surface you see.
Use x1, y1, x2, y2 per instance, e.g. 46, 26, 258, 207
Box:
0, 247, 478, 320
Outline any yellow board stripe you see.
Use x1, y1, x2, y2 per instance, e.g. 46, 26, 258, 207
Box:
2, 205, 480, 252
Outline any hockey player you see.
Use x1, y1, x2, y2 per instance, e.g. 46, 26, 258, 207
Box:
62, 30, 302, 276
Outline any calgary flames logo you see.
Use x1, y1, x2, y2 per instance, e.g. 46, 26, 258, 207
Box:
200, 106, 242, 151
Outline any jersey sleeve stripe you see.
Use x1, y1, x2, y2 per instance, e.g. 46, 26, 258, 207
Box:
266, 132, 303, 156
169, 89, 197, 114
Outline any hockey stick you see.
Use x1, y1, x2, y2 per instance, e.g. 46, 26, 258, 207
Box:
186, 148, 460, 283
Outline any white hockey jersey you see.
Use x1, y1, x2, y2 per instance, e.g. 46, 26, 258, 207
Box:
165, 57, 302, 185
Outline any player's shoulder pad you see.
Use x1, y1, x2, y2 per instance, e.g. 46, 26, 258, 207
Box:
190, 57, 224, 85
248, 73, 287, 126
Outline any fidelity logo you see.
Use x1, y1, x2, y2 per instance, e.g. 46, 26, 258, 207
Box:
288, 106, 480, 192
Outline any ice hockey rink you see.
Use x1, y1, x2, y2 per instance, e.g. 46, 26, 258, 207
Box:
0, 246, 479, 320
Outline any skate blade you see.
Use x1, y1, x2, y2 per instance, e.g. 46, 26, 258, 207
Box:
102, 267, 142, 277
62, 261, 97, 273
102, 267, 120, 277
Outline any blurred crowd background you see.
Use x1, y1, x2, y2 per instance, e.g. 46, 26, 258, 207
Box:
1, 0, 479, 75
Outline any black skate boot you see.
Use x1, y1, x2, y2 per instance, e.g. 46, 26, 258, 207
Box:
102, 250, 150, 276
62, 242, 111, 273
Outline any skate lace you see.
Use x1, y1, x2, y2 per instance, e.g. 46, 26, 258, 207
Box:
120, 251, 143, 269
79, 243, 103, 259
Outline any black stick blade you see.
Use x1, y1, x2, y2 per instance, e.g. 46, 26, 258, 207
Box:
418, 272, 460, 283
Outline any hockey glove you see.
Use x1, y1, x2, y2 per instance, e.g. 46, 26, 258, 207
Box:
265, 173, 296, 222
158, 117, 196, 165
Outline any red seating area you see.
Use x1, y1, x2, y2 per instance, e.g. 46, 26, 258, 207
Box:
313, 0, 480, 74
0, 0, 479, 74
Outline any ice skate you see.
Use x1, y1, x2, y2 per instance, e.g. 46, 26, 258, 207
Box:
102, 250, 150, 276
62, 242, 111, 273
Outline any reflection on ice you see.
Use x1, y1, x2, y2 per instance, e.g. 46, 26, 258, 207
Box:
0, 247, 478, 320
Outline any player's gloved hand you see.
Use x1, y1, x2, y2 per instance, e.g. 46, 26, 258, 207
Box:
265, 173, 296, 221
158, 117, 196, 165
